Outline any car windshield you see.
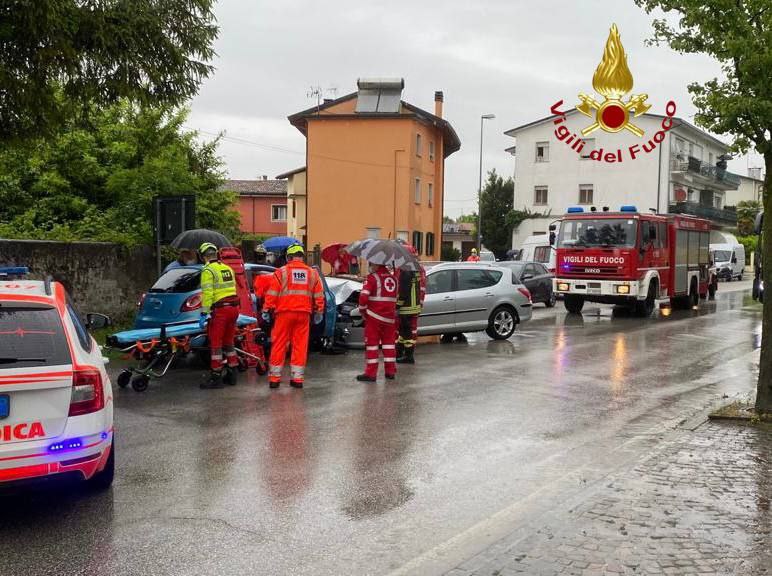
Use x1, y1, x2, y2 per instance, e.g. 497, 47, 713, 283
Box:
712, 250, 732, 263
0, 307, 71, 368
558, 218, 637, 248
499, 262, 525, 275
150, 268, 201, 293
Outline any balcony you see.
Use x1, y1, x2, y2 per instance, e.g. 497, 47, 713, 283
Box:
668, 201, 737, 226
670, 156, 740, 191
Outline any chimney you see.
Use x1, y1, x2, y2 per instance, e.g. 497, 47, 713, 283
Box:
434, 91, 444, 118
262, 175, 268, 181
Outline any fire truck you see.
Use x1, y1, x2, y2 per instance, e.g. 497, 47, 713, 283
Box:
553, 206, 715, 316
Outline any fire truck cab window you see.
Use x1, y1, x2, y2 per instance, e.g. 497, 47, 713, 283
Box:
558, 219, 637, 248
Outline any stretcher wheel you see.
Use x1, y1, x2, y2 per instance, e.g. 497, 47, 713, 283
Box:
255, 361, 268, 376
131, 374, 150, 392
117, 370, 131, 389
223, 367, 238, 386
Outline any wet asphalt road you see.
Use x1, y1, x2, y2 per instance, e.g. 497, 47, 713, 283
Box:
0, 282, 763, 576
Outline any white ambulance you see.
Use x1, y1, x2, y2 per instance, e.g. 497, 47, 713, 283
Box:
0, 268, 114, 489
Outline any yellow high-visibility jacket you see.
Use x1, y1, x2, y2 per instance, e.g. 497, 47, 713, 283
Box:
200, 261, 237, 313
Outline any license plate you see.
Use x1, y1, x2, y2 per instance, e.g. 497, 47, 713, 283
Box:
0, 395, 9, 419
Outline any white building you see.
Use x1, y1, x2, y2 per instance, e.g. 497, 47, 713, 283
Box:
505, 109, 742, 248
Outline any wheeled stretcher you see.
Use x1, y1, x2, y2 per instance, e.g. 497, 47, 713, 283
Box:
106, 314, 267, 391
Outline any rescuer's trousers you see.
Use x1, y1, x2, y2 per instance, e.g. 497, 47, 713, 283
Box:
364, 317, 396, 378
208, 305, 240, 371
396, 314, 419, 349
269, 311, 311, 383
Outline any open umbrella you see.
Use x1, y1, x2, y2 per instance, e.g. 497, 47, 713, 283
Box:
170, 229, 232, 251
346, 238, 420, 271
263, 235, 300, 252
321, 243, 348, 265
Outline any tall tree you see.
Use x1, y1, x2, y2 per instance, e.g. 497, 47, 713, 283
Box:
635, 0, 772, 414
0, 0, 218, 139
480, 170, 515, 259
0, 102, 239, 244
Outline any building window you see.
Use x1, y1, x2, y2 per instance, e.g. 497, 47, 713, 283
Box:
271, 205, 287, 222
580, 138, 595, 159
397, 230, 409, 242
713, 193, 723, 209
412, 231, 423, 254
416, 133, 422, 157
578, 184, 593, 205
534, 186, 548, 205
429, 141, 435, 161
536, 141, 549, 162
291, 199, 296, 219
414, 178, 421, 204
366, 227, 381, 239
709, 152, 714, 166
426, 232, 435, 257
428, 182, 433, 207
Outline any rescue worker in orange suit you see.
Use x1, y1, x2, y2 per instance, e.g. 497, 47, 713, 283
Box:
467, 247, 480, 262
264, 244, 324, 389
396, 265, 426, 364
199, 242, 240, 389
356, 264, 398, 382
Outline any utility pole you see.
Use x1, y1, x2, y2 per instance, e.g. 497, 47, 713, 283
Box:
478, 114, 495, 251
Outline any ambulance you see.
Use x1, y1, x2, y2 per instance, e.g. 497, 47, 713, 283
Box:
0, 268, 114, 489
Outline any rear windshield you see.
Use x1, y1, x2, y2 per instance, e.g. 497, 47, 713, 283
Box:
150, 268, 201, 293
0, 307, 71, 368
559, 218, 637, 248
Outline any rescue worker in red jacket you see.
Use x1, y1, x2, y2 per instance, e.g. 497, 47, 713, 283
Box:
466, 247, 480, 262
264, 244, 325, 389
199, 242, 240, 389
356, 264, 398, 382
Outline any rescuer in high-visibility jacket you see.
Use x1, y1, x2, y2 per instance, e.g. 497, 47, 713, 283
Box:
356, 264, 398, 382
396, 266, 426, 365
199, 242, 240, 389
263, 244, 325, 389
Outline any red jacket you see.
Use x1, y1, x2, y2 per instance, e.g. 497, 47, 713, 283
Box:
265, 260, 325, 314
358, 268, 397, 324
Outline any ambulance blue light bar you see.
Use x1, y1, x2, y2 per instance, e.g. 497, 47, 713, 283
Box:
0, 266, 29, 278
620, 205, 638, 212
48, 438, 84, 453
566, 207, 584, 213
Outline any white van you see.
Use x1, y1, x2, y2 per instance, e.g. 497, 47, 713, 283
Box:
710, 242, 745, 281
513, 234, 556, 273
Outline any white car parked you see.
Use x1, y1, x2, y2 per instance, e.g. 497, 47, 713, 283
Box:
0, 270, 114, 490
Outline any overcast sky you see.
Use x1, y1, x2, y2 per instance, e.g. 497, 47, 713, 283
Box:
188, 0, 765, 218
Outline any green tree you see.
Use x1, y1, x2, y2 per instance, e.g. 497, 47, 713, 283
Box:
736, 200, 762, 236
441, 244, 461, 262
480, 170, 515, 259
635, 0, 772, 414
0, 102, 239, 245
0, 0, 218, 139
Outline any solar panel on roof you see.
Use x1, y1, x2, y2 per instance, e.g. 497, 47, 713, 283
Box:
356, 89, 379, 112
376, 90, 401, 113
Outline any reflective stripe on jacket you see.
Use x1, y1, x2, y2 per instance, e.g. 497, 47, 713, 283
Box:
201, 261, 237, 313
264, 260, 324, 314
359, 269, 397, 323
396, 270, 423, 315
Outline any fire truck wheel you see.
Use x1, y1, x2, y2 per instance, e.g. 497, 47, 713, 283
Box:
635, 283, 656, 318
564, 295, 585, 314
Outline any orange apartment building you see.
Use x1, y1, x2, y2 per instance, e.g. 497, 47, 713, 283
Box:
287, 78, 460, 259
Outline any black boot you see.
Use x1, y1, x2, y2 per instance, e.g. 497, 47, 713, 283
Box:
201, 370, 225, 389
396, 342, 405, 358
396, 347, 415, 364
356, 374, 376, 382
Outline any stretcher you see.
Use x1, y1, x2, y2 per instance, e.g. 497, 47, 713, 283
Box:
106, 315, 267, 392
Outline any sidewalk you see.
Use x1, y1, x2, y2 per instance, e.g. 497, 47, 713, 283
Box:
448, 421, 772, 576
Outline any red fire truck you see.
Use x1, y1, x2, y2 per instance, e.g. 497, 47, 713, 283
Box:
554, 206, 716, 316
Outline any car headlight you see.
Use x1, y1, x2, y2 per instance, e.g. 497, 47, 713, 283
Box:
557, 282, 570, 292
616, 284, 630, 294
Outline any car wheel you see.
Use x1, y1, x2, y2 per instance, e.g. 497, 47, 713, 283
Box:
564, 295, 584, 314
440, 334, 455, 344
485, 306, 517, 340
116, 370, 131, 389
87, 441, 114, 491
545, 290, 557, 308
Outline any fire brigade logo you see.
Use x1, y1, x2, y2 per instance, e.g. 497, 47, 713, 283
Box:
575, 24, 650, 137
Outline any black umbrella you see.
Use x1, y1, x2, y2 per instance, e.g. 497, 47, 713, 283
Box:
170, 229, 233, 251
346, 238, 420, 271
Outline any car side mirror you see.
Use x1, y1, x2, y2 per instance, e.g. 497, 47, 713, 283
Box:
86, 313, 112, 330
731, 256, 737, 264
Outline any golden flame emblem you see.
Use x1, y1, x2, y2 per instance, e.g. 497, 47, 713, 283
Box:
576, 24, 650, 136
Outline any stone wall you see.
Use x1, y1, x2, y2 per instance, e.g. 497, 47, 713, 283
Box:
0, 240, 156, 321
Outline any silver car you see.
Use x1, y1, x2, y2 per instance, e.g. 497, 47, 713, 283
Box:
419, 263, 533, 340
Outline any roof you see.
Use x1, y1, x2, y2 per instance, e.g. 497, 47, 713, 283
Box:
504, 109, 731, 151
443, 222, 474, 234
288, 92, 461, 157
275, 166, 306, 180
220, 179, 287, 196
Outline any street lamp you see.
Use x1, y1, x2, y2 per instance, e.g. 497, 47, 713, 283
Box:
478, 114, 495, 252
